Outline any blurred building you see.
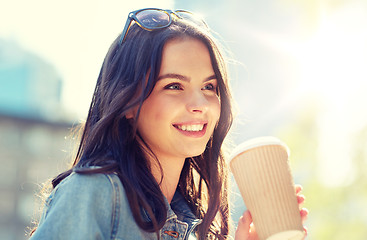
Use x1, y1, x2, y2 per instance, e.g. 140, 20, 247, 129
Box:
0, 39, 75, 240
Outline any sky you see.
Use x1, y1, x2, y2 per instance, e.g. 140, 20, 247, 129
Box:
0, 0, 174, 118
1, 0, 367, 187
292, 3, 367, 186
224, 1, 367, 187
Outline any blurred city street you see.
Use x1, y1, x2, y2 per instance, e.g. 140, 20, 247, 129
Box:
1, 0, 367, 239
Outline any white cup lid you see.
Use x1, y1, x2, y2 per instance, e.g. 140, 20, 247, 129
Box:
229, 136, 290, 163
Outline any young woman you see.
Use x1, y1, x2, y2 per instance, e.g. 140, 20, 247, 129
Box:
30, 8, 307, 240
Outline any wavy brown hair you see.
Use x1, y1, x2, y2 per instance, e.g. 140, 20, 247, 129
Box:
49, 18, 233, 239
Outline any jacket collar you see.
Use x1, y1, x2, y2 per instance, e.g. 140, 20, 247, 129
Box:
142, 189, 201, 225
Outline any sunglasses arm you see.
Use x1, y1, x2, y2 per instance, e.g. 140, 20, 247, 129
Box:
119, 15, 133, 45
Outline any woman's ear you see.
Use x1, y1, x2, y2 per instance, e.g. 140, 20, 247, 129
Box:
125, 106, 137, 119
125, 110, 135, 119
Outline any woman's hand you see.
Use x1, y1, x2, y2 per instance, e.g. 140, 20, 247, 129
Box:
235, 184, 308, 240
296, 184, 309, 236
235, 210, 258, 240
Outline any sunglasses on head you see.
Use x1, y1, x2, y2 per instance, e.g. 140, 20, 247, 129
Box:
119, 8, 207, 45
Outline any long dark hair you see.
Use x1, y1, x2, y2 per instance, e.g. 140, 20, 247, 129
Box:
52, 19, 233, 239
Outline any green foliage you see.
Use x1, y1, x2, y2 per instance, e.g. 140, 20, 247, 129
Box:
276, 103, 367, 239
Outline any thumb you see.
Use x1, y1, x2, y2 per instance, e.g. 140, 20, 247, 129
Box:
235, 210, 252, 240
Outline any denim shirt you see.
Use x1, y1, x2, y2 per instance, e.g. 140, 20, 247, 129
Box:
30, 172, 202, 240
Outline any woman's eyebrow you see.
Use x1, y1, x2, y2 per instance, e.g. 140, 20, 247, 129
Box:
205, 75, 217, 82
157, 73, 189, 82
157, 73, 217, 82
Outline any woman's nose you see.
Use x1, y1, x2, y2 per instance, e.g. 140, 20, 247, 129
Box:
186, 90, 209, 113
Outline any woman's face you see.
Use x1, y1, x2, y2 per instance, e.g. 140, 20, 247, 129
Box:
135, 37, 221, 162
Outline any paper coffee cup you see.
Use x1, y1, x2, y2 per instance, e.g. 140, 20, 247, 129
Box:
229, 136, 304, 240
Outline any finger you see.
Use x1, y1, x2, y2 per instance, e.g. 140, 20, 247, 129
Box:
244, 210, 253, 222
235, 211, 252, 240
300, 208, 309, 223
295, 184, 303, 194
297, 194, 305, 205
245, 212, 259, 240
303, 226, 308, 238
302, 226, 308, 240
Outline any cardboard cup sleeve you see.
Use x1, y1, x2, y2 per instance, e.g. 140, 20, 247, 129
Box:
229, 136, 305, 240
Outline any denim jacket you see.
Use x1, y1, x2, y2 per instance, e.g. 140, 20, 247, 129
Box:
30, 172, 202, 240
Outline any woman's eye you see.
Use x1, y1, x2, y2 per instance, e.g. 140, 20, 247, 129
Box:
164, 83, 183, 90
202, 83, 216, 91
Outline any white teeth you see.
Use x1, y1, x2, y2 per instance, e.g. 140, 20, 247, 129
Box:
177, 124, 204, 132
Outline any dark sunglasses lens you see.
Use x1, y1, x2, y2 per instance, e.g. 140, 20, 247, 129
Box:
136, 10, 170, 28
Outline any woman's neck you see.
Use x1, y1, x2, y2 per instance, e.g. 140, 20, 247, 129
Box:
150, 156, 186, 203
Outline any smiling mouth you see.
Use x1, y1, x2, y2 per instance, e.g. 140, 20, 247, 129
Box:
174, 124, 206, 132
